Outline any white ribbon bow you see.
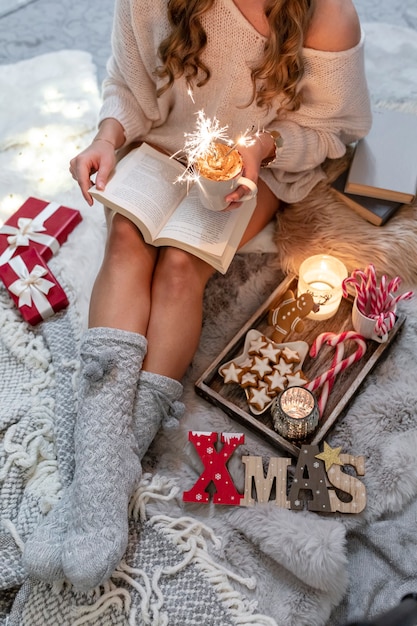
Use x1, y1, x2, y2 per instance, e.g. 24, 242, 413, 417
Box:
0, 202, 61, 265
8, 256, 55, 320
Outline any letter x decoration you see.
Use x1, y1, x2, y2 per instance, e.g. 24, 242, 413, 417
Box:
183, 431, 244, 505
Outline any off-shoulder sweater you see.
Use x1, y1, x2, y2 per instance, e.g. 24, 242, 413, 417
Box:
99, 0, 372, 203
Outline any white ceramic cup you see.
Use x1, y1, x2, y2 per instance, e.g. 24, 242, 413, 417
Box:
351, 297, 396, 343
196, 171, 258, 212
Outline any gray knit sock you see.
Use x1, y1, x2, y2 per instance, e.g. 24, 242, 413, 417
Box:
22, 368, 182, 587
133, 370, 185, 456
22, 488, 71, 582
61, 327, 147, 591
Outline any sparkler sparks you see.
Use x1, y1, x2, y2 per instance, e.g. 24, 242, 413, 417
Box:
224, 126, 257, 157
174, 110, 257, 183
187, 87, 195, 104
183, 111, 230, 164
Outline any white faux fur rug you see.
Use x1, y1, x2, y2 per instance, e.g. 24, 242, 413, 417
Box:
0, 50, 108, 322
1, 23, 417, 626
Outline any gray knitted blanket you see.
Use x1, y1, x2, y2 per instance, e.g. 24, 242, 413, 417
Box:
2, 240, 417, 626
0, 270, 281, 626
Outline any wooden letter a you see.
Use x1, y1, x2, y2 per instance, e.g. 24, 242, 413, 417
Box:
288, 445, 332, 512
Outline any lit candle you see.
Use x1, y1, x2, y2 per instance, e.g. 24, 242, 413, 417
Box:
297, 254, 348, 321
271, 387, 319, 440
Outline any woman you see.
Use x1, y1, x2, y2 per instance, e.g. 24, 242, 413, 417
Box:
23, 0, 372, 591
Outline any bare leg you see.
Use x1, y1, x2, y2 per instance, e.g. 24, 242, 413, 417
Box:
142, 179, 280, 379
143, 247, 215, 379
88, 212, 158, 333
89, 179, 278, 347
88, 211, 215, 379
23, 181, 279, 590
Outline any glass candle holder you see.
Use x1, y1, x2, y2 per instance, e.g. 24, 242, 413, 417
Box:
271, 387, 319, 441
297, 254, 348, 321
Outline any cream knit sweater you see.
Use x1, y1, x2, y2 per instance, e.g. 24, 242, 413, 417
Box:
99, 0, 372, 203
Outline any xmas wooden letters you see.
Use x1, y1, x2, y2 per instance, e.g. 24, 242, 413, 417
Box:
183, 431, 366, 514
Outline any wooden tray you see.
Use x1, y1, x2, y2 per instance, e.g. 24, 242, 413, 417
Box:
195, 274, 405, 457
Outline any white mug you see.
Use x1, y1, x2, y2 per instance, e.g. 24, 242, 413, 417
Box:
351, 297, 396, 343
196, 171, 258, 212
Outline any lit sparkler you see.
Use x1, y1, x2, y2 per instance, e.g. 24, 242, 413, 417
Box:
174, 110, 257, 183
224, 125, 256, 157
183, 110, 230, 164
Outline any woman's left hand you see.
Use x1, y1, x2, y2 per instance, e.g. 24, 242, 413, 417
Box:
224, 133, 275, 209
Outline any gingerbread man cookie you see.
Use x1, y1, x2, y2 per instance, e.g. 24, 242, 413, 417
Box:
268, 289, 316, 343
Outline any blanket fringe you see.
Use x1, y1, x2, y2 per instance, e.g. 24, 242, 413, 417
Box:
1, 519, 25, 552
149, 514, 277, 626
0, 407, 58, 487
73, 473, 276, 626
128, 472, 181, 523
27, 458, 62, 513
0, 290, 53, 381
113, 562, 169, 626
0, 289, 60, 507
72, 581, 132, 626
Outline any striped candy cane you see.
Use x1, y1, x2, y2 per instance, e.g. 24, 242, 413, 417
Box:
317, 341, 345, 417
373, 310, 396, 336
375, 274, 388, 314
387, 276, 401, 295
309, 331, 337, 358
306, 331, 339, 416
391, 290, 414, 307
374, 312, 388, 337
305, 332, 367, 403
342, 271, 369, 315
366, 264, 378, 315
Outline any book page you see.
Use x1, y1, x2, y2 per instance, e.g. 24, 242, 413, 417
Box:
155, 185, 255, 256
91, 144, 187, 238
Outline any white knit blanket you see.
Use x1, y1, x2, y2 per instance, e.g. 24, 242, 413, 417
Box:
1, 24, 417, 625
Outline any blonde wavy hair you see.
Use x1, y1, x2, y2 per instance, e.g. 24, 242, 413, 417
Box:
155, 0, 314, 112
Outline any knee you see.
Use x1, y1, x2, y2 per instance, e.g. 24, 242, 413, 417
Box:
104, 214, 144, 264
155, 248, 214, 297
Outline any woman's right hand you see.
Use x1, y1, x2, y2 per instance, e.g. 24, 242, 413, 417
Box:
69, 139, 117, 206
69, 118, 125, 205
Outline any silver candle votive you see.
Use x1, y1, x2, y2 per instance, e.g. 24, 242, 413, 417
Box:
271, 387, 319, 440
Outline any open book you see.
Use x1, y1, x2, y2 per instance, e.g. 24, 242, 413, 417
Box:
90, 143, 256, 274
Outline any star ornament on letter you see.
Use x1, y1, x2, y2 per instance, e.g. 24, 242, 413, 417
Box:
315, 442, 343, 472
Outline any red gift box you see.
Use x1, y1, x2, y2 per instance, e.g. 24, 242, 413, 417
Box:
0, 197, 82, 266
0, 248, 69, 325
